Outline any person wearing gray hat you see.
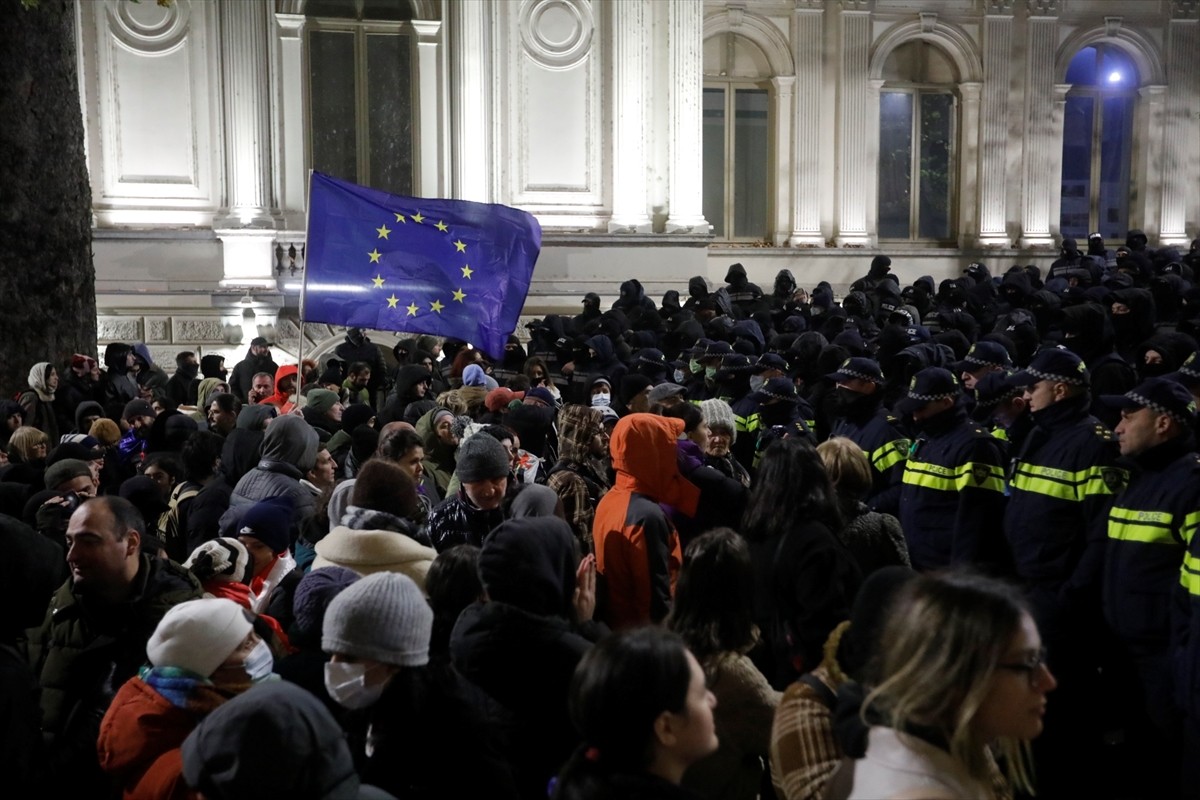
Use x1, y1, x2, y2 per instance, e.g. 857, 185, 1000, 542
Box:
1001, 346, 1126, 796
1098, 377, 1200, 795
897, 367, 1007, 574
648, 382, 687, 411
320, 571, 512, 797
427, 432, 511, 552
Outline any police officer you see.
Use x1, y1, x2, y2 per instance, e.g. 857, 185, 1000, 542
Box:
1004, 347, 1126, 797
1100, 377, 1200, 796
827, 357, 910, 516
896, 367, 1007, 572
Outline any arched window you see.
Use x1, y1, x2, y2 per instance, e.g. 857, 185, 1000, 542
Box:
702, 32, 772, 241
306, 0, 415, 195
1059, 45, 1137, 240
877, 41, 958, 243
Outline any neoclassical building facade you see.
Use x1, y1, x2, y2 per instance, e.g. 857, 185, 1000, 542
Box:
80, 0, 1200, 363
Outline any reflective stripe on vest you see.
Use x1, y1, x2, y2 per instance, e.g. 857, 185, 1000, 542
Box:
1009, 463, 1123, 502
1107, 507, 1179, 545
870, 439, 910, 473
902, 460, 1005, 493
1180, 552, 1200, 596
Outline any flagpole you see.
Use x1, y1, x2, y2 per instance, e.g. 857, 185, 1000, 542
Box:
296, 169, 314, 409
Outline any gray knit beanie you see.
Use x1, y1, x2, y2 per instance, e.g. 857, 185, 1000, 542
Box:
455, 431, 511, 483
699, 398, 737, 443
322, 572, 432, 667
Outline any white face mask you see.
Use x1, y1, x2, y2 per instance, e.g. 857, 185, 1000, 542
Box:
591, 392, 611, 408
243, 639, 275, 682
749, 375, 766, 393
324, 661, 386, 710
673, 370, 685, 384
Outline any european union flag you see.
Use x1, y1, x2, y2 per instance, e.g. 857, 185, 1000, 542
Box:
303, 172, 541, 359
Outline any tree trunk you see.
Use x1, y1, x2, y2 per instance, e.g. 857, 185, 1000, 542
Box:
0, 0, 96, 397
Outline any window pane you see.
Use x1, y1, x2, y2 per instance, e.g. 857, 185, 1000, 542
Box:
366, 34, 413, 195
703, 88, 726, 238
733, 89, 769, 239
878, 92, 913, 239
918, 93, 953, 240
1065, 46, 1097, 86
1059, 96, 1094, 240
310, 31, 358, 184
1097, 47, 1137, 90
1098, 96, 1134, 240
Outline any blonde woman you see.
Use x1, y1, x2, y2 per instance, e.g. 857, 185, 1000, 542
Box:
816, 437, 909, 576
849, 572, 1055, 799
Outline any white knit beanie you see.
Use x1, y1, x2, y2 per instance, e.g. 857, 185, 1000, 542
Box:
322, 572, 432, 667
699, 398, 737, 443
147, 598, 253, 678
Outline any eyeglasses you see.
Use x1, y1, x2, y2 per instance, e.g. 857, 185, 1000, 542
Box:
997, 647, 1050, 687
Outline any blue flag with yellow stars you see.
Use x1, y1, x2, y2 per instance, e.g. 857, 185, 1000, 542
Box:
303, 172, 541, 359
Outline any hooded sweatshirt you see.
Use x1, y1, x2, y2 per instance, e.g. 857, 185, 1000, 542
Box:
592, 414, 699, 629
221, 415, 319, 539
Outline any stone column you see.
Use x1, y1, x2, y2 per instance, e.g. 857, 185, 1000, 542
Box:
449, 1, 491, 202
609, 0, 651, 232
413, 20, 446, 198
958, 82, 982, 247
217, 0, 275, 229
835, 1, 872, 246
273, 12, 306, 230
790, 3, 825, 246
1133, 85, 1167, 239
1160, 11, 1200, 244
665, 0, 708, 233
1018, 5, 1058, 248
771, 76, 795, 245
977, 5, 1013, 246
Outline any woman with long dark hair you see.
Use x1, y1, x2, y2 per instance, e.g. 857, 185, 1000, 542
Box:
741, 437, 862, 689
668, 528, 780, 800
553, 627, 717, 800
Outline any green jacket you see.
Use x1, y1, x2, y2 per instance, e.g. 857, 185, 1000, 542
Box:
27, 555, 202, 766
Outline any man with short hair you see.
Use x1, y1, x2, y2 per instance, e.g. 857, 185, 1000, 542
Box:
343, 361, 372, 406
207, 392, 241, 436
1098, 378, 1200, 796
27, 496, 202, 793
116, 399, 157, 475
229, 337, 278, 403
248, 371, 275, 405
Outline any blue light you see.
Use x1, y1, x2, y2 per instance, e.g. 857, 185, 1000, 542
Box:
1108, 70, 1123, 84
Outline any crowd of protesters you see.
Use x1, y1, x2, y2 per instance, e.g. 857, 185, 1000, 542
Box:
2, 229, 1200, 798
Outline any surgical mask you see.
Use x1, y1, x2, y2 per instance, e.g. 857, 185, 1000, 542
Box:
673, 369, 685, 384
243, 639, 275, 682
749, 375, 766, 393
689, 359, 702, 375
704, 367, 718, 381
591, 392, 611, 408
324, 661, 386, 710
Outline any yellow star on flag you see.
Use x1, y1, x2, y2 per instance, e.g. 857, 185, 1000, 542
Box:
461, 265, 473, 279
371, 274, 385, 288
435, 221, 448, 232
412, 212, 425, 224
376, 224, 391, 239
452, 288, 466, 303
368, 249, 382, 264
394, 213, 406, 223
406, 302, 419, 317
453, 240, 467, 253
386, 294, 399, 308
430, 299, 445, 313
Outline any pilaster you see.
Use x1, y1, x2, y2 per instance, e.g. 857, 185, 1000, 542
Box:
413, 20, 445, 198
273, 13, 306, 229
1018, 8, 1058, 248
1133, 85, 1168, 240
771, 76, 795, 245
789, 4, 825, 246
216, 0, 275, 228
665, 0, 709, 233
609, 0, 652, 232
450, 1, 492, 202
835, 3, 872, 247
977, 7, 1013, 246
958, 82, 982, 248
1160, 14, 1199, 244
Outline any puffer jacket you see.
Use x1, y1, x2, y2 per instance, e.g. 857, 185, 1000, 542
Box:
592, 414, 699, 629
219, 415, 318, 539
27, 556, 202, 788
